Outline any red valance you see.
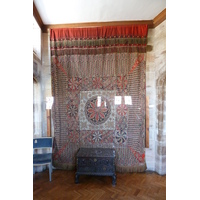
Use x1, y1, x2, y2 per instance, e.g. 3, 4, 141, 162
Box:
50, 25, 148, 41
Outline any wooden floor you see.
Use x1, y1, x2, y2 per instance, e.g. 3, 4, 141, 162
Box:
33, 169, 166, 200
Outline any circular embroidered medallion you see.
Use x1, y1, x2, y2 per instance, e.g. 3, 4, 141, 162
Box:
117, 104, 128, 116
67, 104, 78, 118
115, 130, 127, 144
85, 96, 111, 125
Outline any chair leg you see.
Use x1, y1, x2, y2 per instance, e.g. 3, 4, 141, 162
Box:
49, 163, 52, 181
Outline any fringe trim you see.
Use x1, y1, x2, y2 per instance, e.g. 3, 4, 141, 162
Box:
53, 162, 76, 170
116, 163, 147, 173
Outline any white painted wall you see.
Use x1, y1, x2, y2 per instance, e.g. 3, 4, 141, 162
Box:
34, 0, 166, 24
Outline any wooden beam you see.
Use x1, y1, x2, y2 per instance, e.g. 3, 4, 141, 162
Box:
42, 20, 154, 33
33, 2, 44, 29
153, 8, 166, 28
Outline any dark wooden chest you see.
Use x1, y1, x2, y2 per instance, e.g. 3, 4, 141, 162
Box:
75, 148, 116, 185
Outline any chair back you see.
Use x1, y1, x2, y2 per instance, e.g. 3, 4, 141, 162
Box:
33, 137, 53, 151
33, 137, 53, 181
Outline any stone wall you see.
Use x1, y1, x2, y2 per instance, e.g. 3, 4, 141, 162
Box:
33, 56, 42, 137
145, 20, 166, 175
33, 30, 53, 137
40, 31, 53, 137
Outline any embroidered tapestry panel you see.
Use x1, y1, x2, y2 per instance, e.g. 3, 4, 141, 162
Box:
50, 25, 148, 172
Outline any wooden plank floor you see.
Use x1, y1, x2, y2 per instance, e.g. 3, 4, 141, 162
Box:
33, 169, 166, 200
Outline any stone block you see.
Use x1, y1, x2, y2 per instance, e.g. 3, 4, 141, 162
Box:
157, 145, 166, 156
146, 63, 155, 72
155, 162, 166, 175
42, 55, 51, 65
149, 140, 155, 150
146, 162, 155, 171
147, 29, 155, 45
42, 65, 51, 75
146, 72, 155, 89
149, 127, 156, 139
157, 134, 166, 142
146, 52, 155, 63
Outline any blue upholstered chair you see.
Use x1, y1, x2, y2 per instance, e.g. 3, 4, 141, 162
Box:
33, 137, 53, 181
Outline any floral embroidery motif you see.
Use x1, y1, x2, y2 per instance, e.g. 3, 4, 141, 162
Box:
68, 131, 79, 143
68, 78, 80, 91
117, 76, 128, 89
85, 96, 111, 125
80, 130, 114, 145
81, 77, 93, 91
116, 116, 127, 131
92, 77, 103, 89
117, 104, 128, 116
115, 130, 127, 144
67, 104, 78, 118
92, 131, 102, 142
79, 90, 116, 130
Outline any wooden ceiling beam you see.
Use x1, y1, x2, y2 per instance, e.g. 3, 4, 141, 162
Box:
33, 2, 44, 29
153, 8, 166, 28
42, 20, 153, 33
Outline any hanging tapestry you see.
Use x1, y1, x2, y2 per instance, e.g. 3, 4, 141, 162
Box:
50, 25, 148, 172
